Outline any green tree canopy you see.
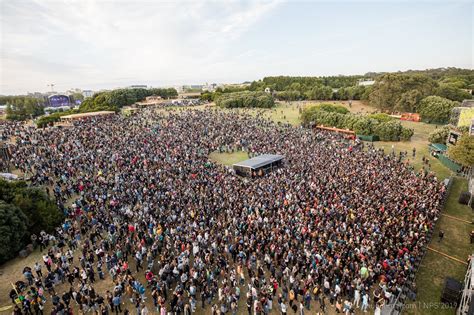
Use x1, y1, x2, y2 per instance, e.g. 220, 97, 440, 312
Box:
0, 201, 28, 263
428, 125, 451, 144
435, 84, 472, 102
418, 96, 458, 123
301, 106, 413, 141
369, 73, 437, 112
447, 134, 474, 167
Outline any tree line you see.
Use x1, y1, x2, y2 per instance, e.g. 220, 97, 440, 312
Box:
79, 88, 177, 112
202, 68, 473, 124
2, 94, 84, 121
2, 96, 45, 120
0, 179, 63, 264
33, 88, 178, 127
3, 88, 178, 122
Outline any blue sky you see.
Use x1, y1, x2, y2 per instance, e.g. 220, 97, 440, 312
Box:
0, 0, 472, 95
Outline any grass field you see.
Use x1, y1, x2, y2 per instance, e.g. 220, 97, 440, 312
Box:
208, 150, 249, 166
224, 101, 303, 126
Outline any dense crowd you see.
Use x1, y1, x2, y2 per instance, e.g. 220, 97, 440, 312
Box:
5, 108, 444, 315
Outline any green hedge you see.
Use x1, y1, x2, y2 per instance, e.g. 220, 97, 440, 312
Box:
302, 106, 413, 141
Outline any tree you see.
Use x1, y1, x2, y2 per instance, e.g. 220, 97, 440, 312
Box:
307, 85, 333, 100
70, 93, 84, 103
448, 134, 474, 167
4, 96, 45, 120
374, 120, 403, 141
369, 73, 437, 112
418, 96, 458, 123
395, 90, 423, 112
301, 106, 412, 140
13, 187, 64, 236
428, 126, 451, 144
0, 201, 28, 264
315, 103, 349, 114
436, 84, 472, 102
368, 113, 393, 123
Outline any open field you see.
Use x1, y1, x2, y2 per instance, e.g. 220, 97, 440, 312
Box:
225, 101, 303, 126
208, 150, 249, 166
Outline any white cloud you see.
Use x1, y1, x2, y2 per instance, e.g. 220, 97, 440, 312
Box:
0, 0, 281, 94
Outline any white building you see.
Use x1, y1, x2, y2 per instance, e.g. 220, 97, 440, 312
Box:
82, 90, 94, 98
358, 79, 375, 86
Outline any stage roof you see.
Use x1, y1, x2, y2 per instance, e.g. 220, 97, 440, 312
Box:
233, 154, 284, 170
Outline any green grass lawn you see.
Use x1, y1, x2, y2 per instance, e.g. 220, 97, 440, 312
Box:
224, 102, 303, 126
406, 177, 473, 315
208, 151, 249, 166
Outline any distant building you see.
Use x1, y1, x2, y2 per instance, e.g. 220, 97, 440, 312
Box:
83, 90, 94, 98
129, 85, 147, 89
358, 79, 375, 86
203, 83, 218, 92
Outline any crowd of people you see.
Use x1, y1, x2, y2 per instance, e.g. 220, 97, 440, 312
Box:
3, 107, 444, 315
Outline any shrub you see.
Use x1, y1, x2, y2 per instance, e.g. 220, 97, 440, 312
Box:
0, 179, 63, 264
418, 96, 458, 124
368, 113, 393, 123
400, 128, 414, 141
315, 103, 349, 114
302, 107, 413, 140
374, 120, 403, 141
428, 126, 450, 144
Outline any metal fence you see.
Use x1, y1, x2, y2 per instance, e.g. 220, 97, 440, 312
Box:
382, 176, 454, 315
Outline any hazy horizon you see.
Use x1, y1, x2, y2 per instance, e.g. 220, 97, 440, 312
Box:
1, 0, 472, 95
